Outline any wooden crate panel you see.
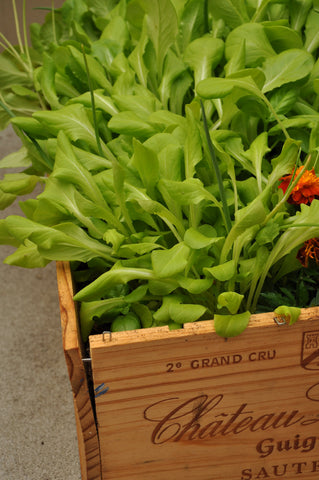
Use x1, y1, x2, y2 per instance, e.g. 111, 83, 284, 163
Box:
90, 308, 319, 480
57, 261, 101, 480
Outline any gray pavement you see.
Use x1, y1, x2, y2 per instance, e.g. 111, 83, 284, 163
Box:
0, 126, 82, 479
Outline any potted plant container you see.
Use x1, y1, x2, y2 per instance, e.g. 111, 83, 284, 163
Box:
58, 260, 319, 480
1, 1, 319, 479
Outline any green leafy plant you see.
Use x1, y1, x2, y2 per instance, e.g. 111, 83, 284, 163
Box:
1, 0, 319, 341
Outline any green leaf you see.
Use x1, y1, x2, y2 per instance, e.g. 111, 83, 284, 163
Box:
184, 36, 224, 86
144, 134, 183, 181
169, 303, 207, 323
34, 104, 104, 154
0, 51, 31, 88
264, 25, 303, 52
10, 116, 51, 139
225, 23, 275, 67
4, 240, 50, 268
80, 297, 127, 340
274, 305, 301, 326
127, 184, 185, 238
268, 139, 299, 187
148, 278, 179, 296
184, 227, 222, 249
68, 89, 118, 116
38, 178, 107, 238
270, 202, 319, 266
159, 177, 218, 206
256, 222, 280, 245
132, 303, 154, 328
132, 139, 159, 198
214, 311, 251, 337
251, 200, 319, 310
113, 93, 160, 117
108, 111, 158, 138
177, 276, 213, 294
290, 0, 312, 31
217, 291, 244, 314
68, 45, 113, 93
170, 70, 193, 115
262, 49, 314, 93
159, 49, 187, 107
243, 132, 270, 192
153, 295, 182, 323
0, 188, 16, 209
149, 109, 187, 130
184, 105, 203, 179
4, 216, 113, 263
178, 0, 207, 52
0, 147, 31, 169
220, 199, 267, 263
128, 17, 149, 88
91, 38, 122, 72
139, 0, 178, 77
87, 0, 118, 20
204, 260, 236, 281
209, 0, 250, 28
0, 173, 40, 195
305, 9, 319, 53
234, 199, 267, 230
118, 242, 163, 257
74, 264, 154, 301
40, 53, 61, 110
101, 15, 129, 50
0, 219, 21, 246
151, 242, 190, 278
224, 38, 245, 76
269, 86, 299, 117
197, 76, 261, 100
72, 144, 112, 171
111, 313, 142, 332
52, 132, 113, 214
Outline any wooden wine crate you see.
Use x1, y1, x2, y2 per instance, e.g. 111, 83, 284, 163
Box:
58, 261, 319, 480
56, 261, 101, 480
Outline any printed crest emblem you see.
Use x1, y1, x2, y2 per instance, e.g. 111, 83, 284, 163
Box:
301, 331, 319, 370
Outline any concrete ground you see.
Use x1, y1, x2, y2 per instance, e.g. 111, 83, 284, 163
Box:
0, 126, 81, 479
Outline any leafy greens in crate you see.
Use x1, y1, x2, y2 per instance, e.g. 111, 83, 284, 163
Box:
0, 0, 319, 339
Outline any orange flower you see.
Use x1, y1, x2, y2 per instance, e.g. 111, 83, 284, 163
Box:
278, 166, 319, 205
297, 238, 319, 267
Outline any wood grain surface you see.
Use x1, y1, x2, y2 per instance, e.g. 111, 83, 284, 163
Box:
56, 261, 101, 480
90, 307, 319, 480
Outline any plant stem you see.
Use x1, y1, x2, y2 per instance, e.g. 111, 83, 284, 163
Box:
51, 0, 57, 44
81, 45, 104, 158
262, 94, 290, 140
12, 0, 24, 54
22, 0, 32, 73
203, 0, 209, 34
200, 100, 232, 233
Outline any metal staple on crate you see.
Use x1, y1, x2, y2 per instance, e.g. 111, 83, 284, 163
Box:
102, 330, 112, 342
273, 315, 286, 326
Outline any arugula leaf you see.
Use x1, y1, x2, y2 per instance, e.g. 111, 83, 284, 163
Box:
139, 0, 178, 78
214, 311, 251, 338
152, 243, 190, 278
262, 49, 314, 93
209, 0, 250, 28
225, 23, 275, 67
74, 264, 154, 301
184, 36, 224, 86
